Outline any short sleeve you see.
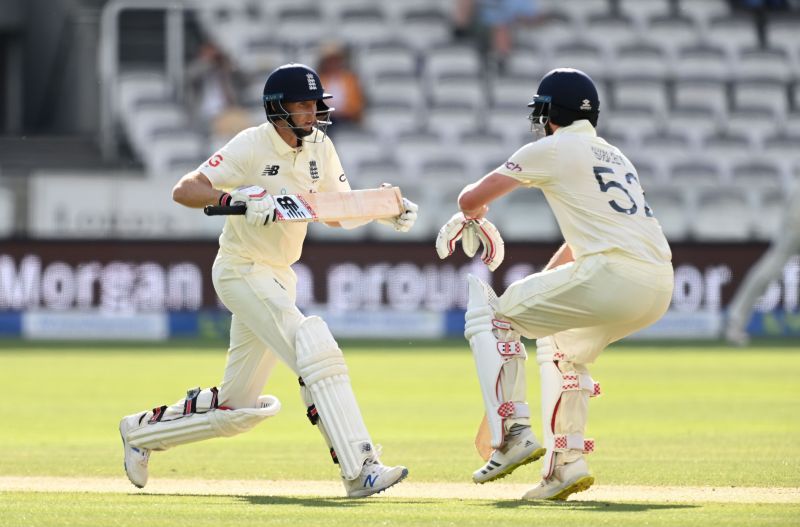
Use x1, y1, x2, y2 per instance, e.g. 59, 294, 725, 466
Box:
493, 138, 557, 188
319, 139, 352, 193
197, 129, 254, 190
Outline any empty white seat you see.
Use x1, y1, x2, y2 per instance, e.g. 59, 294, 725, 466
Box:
673, 79, 729, 116
363, 103, 422, 141
580, 14, 637, 56
730, 158, 786, 192
677, 0, 730, 28
335, 8, 390, 47
429, 75, 485, 110
239, 40, 289, 76
638, 131, 693, 176
492, 188, 561, 241
762, 132, 800, 174
485, 104, 534, 145
674, 44, 731, 81
125, 101, 189, 156
368, 74, 427, 110
735, 47, 793, 82
551, 42, 606, 81
357, 44, 417, 83
145, 133, 205, 177
669, 159, 723, 188
704, 16, 759, 57
456, 130, 510, 175
395, 9, 451, 50
513, 16, 575, 54
732, 79, 788, 117
427, 103, 481, 142
665, 105, 720, 144
117, 71, 168, 116
331, 129, 386, 173
618, 0, 671, 28
605, 105, 659, 140
725, 106, 781, 145
275, 8, 331, 46
692, 187, 752, 241
394, 130, 453, 174
554, 0, 612, 25
491, 75, 538, 107
644, 184, 691, 241
613, 78, 669, 114
613, 43, 670, 80
701, 130, 754, 168
767, 18, 800, 64
504, 46, 551, 79
352, 157, 403, 188
646, 15, 700, 57
426, 44, 483, 80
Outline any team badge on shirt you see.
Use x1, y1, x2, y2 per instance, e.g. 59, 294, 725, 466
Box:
309, 160, 319, 181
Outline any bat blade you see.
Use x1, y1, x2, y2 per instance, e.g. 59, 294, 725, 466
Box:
204, 187, 404, 222
475, 413, 493, 461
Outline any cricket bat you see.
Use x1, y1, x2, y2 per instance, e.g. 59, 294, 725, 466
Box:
204, 187, 404, 222
475, 413, 493, 461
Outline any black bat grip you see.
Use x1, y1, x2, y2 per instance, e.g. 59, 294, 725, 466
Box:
204, 204, 247, 216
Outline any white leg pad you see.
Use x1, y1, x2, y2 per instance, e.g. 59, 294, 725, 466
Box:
127, 391, 280, 451
296, 316, 374, 480
536, 337, 599, 478
465, 274, 530, 449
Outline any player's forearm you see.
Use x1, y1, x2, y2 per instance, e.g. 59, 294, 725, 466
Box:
544, 243, 574, 270
172, 171, 225, 208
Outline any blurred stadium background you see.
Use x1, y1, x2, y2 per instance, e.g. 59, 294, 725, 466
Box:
0, 0, 798, 342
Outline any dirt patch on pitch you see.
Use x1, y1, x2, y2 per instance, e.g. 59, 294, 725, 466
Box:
1, 476, 797, 504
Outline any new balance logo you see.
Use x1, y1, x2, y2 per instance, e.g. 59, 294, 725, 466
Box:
364, 474, 378, 488
261, 165, 280, 176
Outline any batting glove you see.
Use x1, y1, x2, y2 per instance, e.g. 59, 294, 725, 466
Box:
379, 197, 419, 232
435, 212, 505, 272
229, 185, 277, 226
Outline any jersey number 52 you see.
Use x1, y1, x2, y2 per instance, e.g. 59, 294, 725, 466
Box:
593, 166, 654, 218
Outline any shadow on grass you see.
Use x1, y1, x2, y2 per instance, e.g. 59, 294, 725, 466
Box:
239, 496, 442, 508
493, 500, 698, 512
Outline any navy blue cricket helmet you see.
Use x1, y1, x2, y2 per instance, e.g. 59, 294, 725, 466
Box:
527, 68, 600, 137
262, 63, 334, 142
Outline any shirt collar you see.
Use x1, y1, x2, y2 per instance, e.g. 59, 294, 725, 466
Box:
553, 119, 597, 137
266, 122, 302, 156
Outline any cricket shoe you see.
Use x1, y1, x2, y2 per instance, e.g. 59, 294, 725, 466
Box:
343, 457, 408, 498
522, 457, 594, 501
119, 414, 150, 488
473, 425, 545, 484
724, 326, 750, 347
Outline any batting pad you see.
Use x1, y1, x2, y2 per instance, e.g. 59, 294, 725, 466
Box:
127, 394, 281, 451
296, 316, 374, 480
465, 274, 530, 449
537, 337, 599, 478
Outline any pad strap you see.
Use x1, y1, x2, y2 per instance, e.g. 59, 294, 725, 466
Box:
497, 401, 530, 418
553, 433, 595, 454
562, 373, 601, 397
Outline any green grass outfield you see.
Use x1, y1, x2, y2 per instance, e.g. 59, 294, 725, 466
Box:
1, 341, 799, 526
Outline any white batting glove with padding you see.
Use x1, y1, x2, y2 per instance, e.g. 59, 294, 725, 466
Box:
378, 197, 419, 232
229, 185, 276, 226
435, 212, 505, 271
472, 217, 505, 272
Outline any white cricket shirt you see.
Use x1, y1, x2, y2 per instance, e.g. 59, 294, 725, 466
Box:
199, 123, 351, 266
494, 120, 672, 264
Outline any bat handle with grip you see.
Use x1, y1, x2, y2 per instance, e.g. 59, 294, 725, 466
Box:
203, 204, 247, 216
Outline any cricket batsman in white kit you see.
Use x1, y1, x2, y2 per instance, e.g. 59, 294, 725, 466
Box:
118, 63, 417, 497
436, 68, 674, 500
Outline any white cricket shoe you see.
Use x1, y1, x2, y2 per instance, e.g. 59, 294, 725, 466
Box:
473, 426, 545, 483
119, 414, 150, 488
724, 326, 750, 347
522, 457, 594, 501
343, 457, 408, 498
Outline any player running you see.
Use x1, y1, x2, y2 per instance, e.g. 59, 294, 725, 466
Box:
436, 68, 674, 500
118, 63, 417, 497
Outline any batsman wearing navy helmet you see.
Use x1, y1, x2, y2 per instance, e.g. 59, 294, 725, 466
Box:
436, 68, 673, 500
118, 64, 416, 497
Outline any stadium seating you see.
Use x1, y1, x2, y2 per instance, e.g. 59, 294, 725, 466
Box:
108, 0, 800, 242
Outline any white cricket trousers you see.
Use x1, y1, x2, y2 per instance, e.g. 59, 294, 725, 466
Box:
496, 252, 674, 363
212, 252, 305, 409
